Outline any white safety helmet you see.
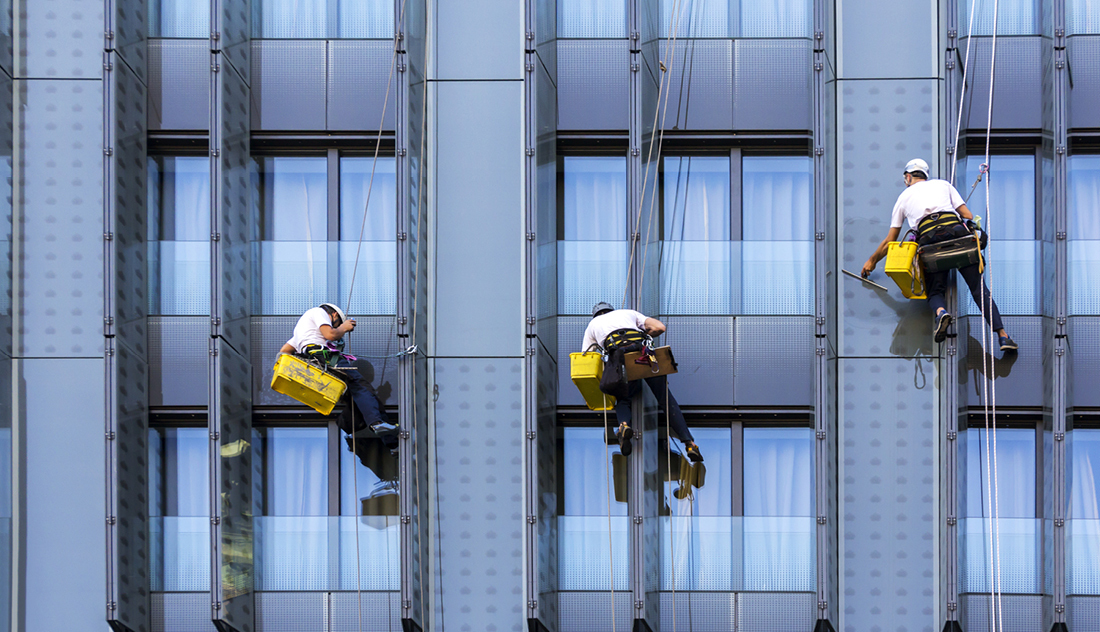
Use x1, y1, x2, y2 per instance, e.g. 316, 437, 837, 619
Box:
904, 158, 930, 178
319, 303, 348, 325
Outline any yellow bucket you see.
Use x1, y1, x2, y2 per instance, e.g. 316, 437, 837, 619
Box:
884, 241, 927, 299
270, 354, 347, 415
569, 352, 616, 411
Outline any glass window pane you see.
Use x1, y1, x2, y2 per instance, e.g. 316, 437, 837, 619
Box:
558, 0, 627, 38
337, 0, 394, 38
743, 427, 813, 517
1069, 155, 1100, 241
742, 156, 812, 241
962, 154, 1035, 240
257, 428, 328, 516
258, 157, 328, 241
562, 156, 627, 241
965, 427, 1035, 518
663, 156, 730, 241
340, 157, 396, 241
148, 156, 211, 316
660, 0, 729, 38
254, 0, 328, 38
959, 0, 1039, 35
151, 0, 210, 38
562, 427, 627, 516
341, 436, 399, 516
1069, 430, 1100, 594
741, 0, 812, 38
149, 427, 211, 593
1068, 0, 1100, 34
664, 427, 731, 516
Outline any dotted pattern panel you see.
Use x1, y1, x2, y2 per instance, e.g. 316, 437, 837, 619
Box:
739, 591, 816, 631
151, 592, 211, 632
215, 64, 252, 357
434, 358, 525, 632
958, 518, 1042, 594
19, 79, 104, 357
109, 0, 147, 83
659, 517, 738, 591
960, 594, 1042, 632
535, 344, 560, 627
838, 79, 939, 359
1070, 316, 1100, 408
215, 0, 250, 85
1069, 36, 1100, 129
21, 0, 102, 79
557, 592, 635, 632
841, 358, 936, 632
111, 342, 150, 630
662, 315, 735, 407
328, 591, 401, 632
255, 592, 324, 632
251, 41, 326, 131
149, 40, 210, 131
659, 39, 733, 131
556, 316, 587, 407
961, 37, 1042, 130
659, 591, 736, 632
110, 52, 149, 358
149, 316, 208, 408
1067, 595, 1100, 630
328, 41, 395, 132
557, 40, 630, 131
735, 316, 814, 407
0, 73, 12, 360
734, 39, 811, 131
1069, 240, 1100, 315
962, 316, 1043, 408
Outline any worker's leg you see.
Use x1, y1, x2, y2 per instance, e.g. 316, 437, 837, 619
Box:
342, 373, 396, 432
958, 264, 1006, 334
644, 375, 694, 444
925, 269, 951, 316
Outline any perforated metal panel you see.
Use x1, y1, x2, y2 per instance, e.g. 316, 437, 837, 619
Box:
149, 40, 210, 131
557, 316, 587, 407
658, 39, 733, 131
661, 315, 734, 406
659, 591, 736, 632
327, 41, 396, 132
962, 316, 1043, 408
1069, 316, 1100, 408
558, 592, 635, 632
961, 37, 1042, 131
1068, 36, 1100, 129
251, 41, 326, 131
734, 39, 812, 131
151, 592, 211, 632
18, 79, 104, 357
108, 0, 147, 84
735, 316, 813, 407
961, 594, 1042, 632
149, 316, 209, 407
557, 39, 630, 130
328, 591, 401, 632
254, 592, 325, 632
1067, 595, 1100, 630
738, 592, 816, 631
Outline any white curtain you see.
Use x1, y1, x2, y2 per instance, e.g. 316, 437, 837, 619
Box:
161, 428, 211, 592
154, 157, 210, 315
960, 0, 1039, 36
154, 0, 210, 37
558, 0, 626, 38
259, 157, 329, 315
742, 428, 814, 591
661, 157, 732, 314
741, 0, 812, 37
1069, 431, 1100, 594
660, 0, 729, 38
560, 157, 628, 314
339, 157, 398, 317
1068, 156, 1100, 315
258, 0, 327, 38
337, 0, 393, 38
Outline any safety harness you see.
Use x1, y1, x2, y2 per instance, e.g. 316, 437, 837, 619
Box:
914, 212, 986, 274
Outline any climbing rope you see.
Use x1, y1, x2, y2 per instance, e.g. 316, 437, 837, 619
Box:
603, 399, 618, 632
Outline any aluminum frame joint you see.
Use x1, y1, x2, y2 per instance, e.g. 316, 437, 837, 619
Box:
211, 516, 221, 525
816, 515, 826, 525
106, 516, 116, 525
816, 430, 826, 440
527, 431, 535, 440
947, 601, 957, 611
401, 515, 411, 524
947, 515, 957, 526
947, 431, 957, 441
526, 515, 537, 524
633, 516, 643, 525
1055, 518, 1065, 528
527, 599, 538, 609
634, 601, 644, 610
403, 600, 412, 610
1055, 432, 1065, 441
818, 600, 828, 610
1056, 604, 1065, 614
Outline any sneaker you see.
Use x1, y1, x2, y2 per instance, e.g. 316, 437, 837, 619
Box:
999, 335, 1019, 352
933, 311, 952, 343
367, 479, 399, 500
369, 420, 398, 434
685, 443, 704, 463
615, 422, 634, 457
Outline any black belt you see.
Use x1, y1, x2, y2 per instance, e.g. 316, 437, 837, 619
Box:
916, 212, 963, 238
603, 328, 648, 352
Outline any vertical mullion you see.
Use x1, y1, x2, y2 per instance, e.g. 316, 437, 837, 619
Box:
731, 421, 743, 517
328, 149, 341, 306
730, 148, 742, 242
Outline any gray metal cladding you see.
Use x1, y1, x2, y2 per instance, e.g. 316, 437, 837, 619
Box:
738, 591, 816, 631
556, 316, 587, 407
107, 0, 148, 84
328, 40, 396, 131
734, 39, 812, 131
960, 37, 1042, 131
18, 79, 105, 357
1069, 316, 1100, 408
962, 315, 1043, 408
20, 0, 102, 79
251, 40, 326, 131
433, 357, 525, 632
326, 591, 402, 631
734, 316, 814, 407
557, 592, 635, 632
149, 40, 210, 131
152, 592, 211, 632
149, 316, 209, 407
660, 39, 734, 131
663, 315, 735, 406
960, 593, 1043, 632
1068, 35, 1100, 130
557, 39, 630, 130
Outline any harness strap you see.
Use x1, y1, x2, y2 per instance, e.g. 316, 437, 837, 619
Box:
603, 328, 649, 352
916, 211, 963, 238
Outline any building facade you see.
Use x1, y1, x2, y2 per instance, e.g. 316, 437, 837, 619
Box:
0, 0, 1098, 631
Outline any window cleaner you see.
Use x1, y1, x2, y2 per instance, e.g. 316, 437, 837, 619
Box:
860, 158, 1018, 351
575, 302, 703, 462
273, 303, 399, 451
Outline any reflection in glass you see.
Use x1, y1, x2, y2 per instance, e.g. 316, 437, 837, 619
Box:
1069, 430, 1100, 594
961, 155, 1035, 240
958, 0, 1039, 35
1068, 156, 1100, 315
962, 427, 1039, 594
742, 156, 812, 241
148, 156, 211, 316
562, 157, 627, 241
149, 427, 211, 592
558, 0, 627, 38
251, 0, 394, 38
663, 157, 730, 241
257, 428, 327, 516
341, 433, 399, 517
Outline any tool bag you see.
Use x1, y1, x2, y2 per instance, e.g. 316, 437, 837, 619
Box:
915, 212, 985, 274
599, 329, 650, 400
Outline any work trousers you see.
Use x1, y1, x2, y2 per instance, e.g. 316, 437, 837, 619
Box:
334, 362, 392, 433
926, 263, 1004, 333
613, 375, 694, 444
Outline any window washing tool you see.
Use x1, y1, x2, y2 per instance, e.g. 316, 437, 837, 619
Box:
842, 268, 889, 292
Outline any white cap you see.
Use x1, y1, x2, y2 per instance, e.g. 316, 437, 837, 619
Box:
904, 158, 930, 176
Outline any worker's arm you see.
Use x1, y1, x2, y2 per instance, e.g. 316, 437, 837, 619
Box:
954, 203, 974, 221
861, 226, 902, 277
643, 317, 666, 337
279, 342, 295, 355
320, 319, 356, 341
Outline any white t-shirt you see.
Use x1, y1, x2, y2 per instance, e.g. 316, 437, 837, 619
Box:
286, 307, 334, 353
581, 309, 648, 351
890, 179, 965, 230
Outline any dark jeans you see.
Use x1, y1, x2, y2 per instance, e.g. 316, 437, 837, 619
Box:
334, 361, 392, 432
613, 375, 694, 444
926, 263, 1004, 333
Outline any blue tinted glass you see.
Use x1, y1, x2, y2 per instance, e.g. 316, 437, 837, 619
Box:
663, 156, 730, 241
1071, 430, 1100, 521
259, 157, 328, 241
150, 427, 209, 517
148, 156, 210, 316
660, 0, 730, 38
1069, 155, 1100, 240
963, 155, 1035, 240
340, 435, 399, 516
743, 427, 813, 516
742, 156, 812, 241
337, 0, 394, 38
965, 427, 1035, 518
741, 0, 812, 37
664, 427, 731, 516
1068, 0, 1100, 34
254, 0, 328, 38
340, 157, 396, 241
558, 0, 627, 38
562, 157, 627, 241
258, 428, 328, 516
959, 0, 1039, 35
562, 427, 627, 516
150, 0, 209, 38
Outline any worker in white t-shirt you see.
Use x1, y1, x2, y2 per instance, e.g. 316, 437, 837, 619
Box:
279, 303, 398, 440
861, 158, 1018, 351
582, 302, 703, 462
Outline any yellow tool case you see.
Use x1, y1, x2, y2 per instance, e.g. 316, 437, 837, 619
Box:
569, 351, 616, 411
884, 241, 927, 299
270, 353, 347, 415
